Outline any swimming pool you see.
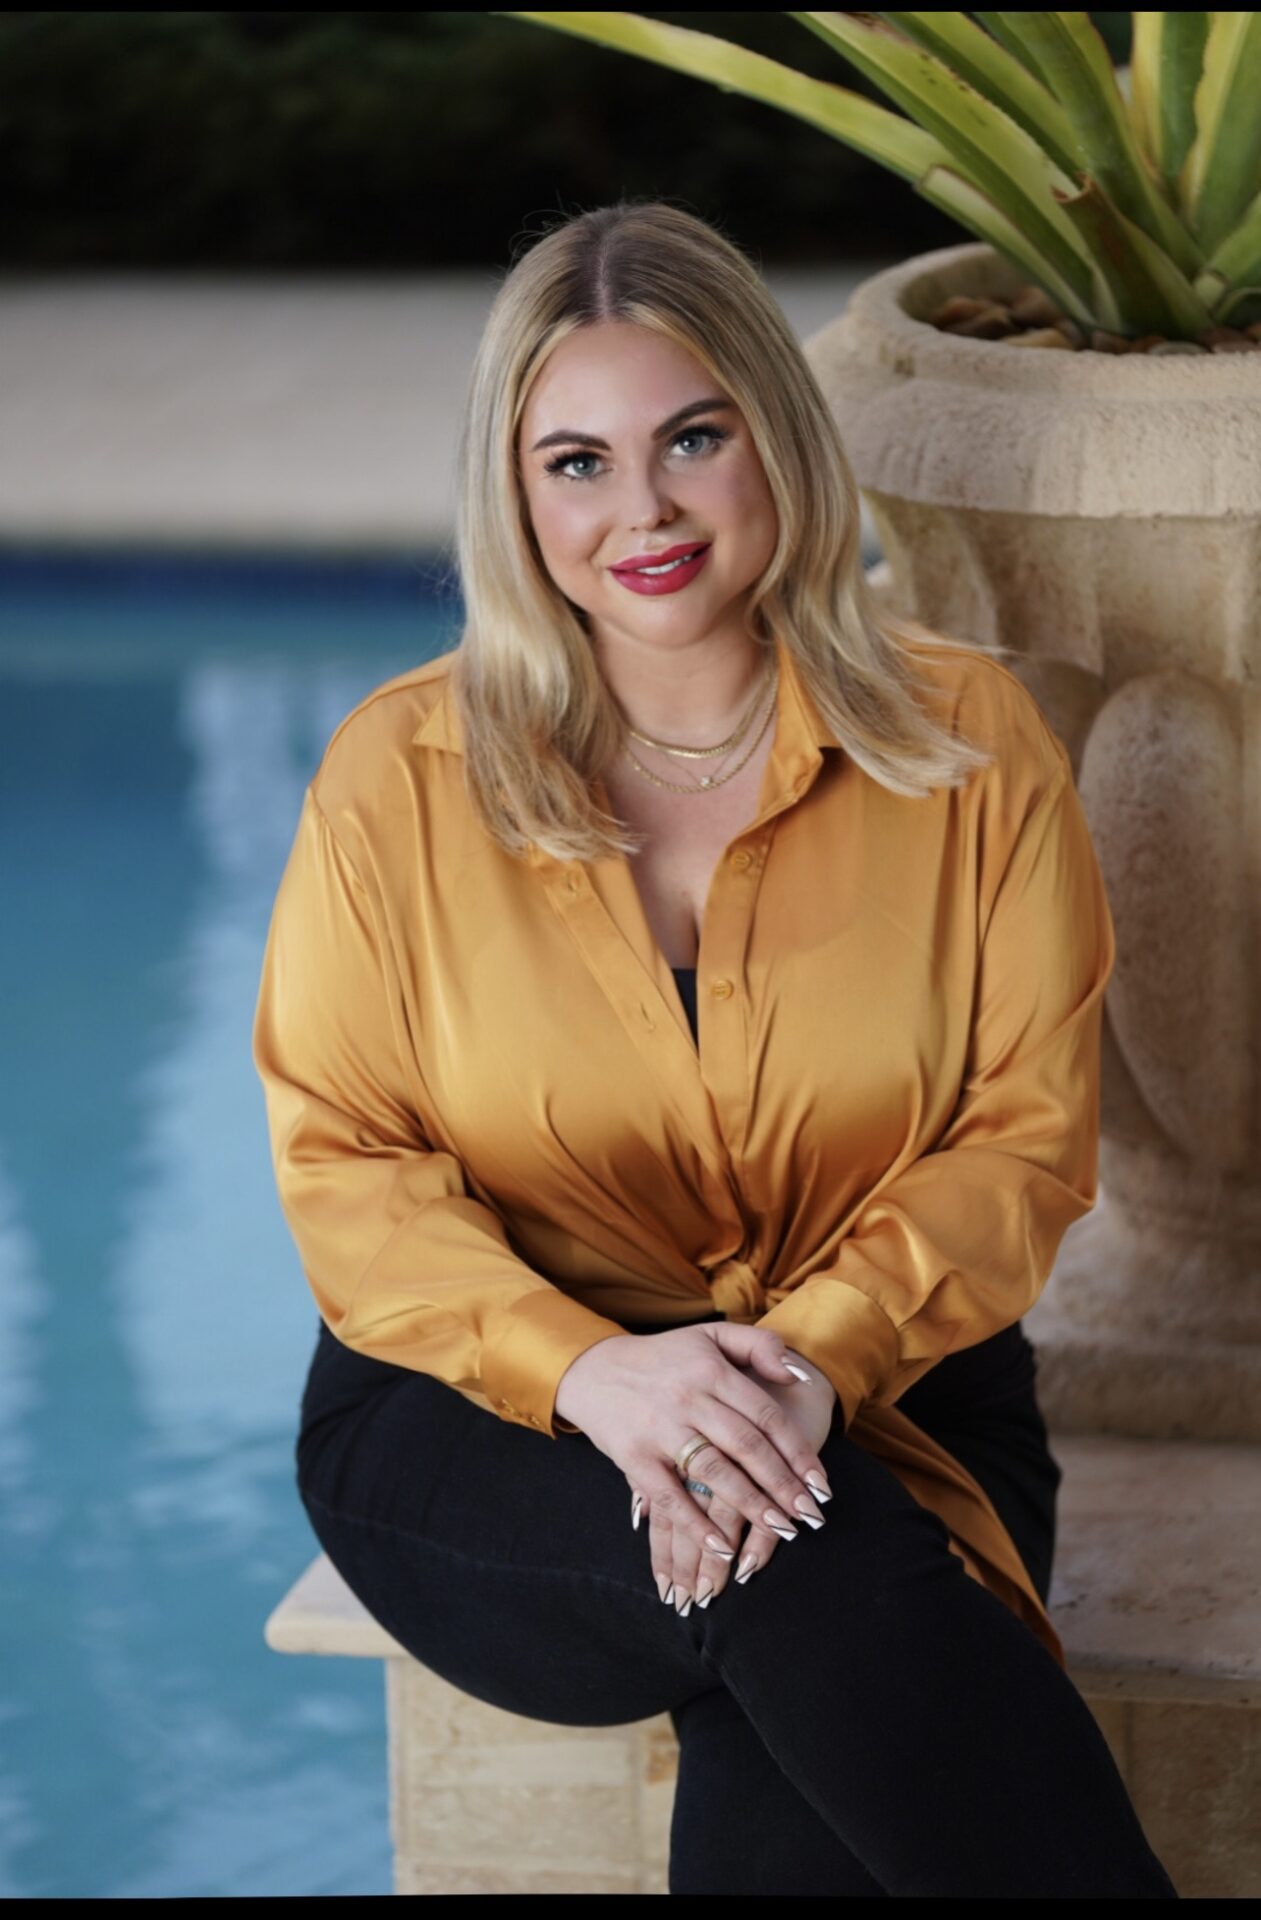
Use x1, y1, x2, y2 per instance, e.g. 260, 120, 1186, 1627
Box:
0, 549, 463, 1897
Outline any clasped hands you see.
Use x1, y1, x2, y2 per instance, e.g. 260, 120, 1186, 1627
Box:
553, 1322, 839, 1615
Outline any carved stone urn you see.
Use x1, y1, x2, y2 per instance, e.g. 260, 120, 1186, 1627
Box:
807, 242, 1261, 1443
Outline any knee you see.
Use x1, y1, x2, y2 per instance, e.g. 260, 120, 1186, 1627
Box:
702, 1420, 982, 1639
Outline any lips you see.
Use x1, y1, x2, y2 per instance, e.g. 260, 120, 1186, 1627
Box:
609, 542, 713, 597
611, 541, 710, 575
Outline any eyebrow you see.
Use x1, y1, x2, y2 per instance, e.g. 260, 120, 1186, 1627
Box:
529, 396, 735, 454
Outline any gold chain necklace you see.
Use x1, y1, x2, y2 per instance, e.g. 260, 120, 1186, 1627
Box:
622, 666, 779, 793
626, 656, 773, 759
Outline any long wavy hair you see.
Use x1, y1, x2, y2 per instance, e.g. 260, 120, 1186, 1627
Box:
449, 198, 1010, 862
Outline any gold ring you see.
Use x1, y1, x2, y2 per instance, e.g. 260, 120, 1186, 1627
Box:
674, 1434, 712, 1478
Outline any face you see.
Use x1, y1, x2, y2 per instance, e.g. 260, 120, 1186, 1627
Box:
516, 320, 779, 658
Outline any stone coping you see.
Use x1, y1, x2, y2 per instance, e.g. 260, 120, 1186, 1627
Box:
266, 1432, 1260, 1690
0, 270, 878, 550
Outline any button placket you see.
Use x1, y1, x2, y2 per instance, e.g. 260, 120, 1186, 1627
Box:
539, 856, 745, 1235
695, 836, 767, 1192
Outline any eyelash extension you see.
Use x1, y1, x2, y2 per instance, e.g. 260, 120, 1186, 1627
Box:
542, 422, 730, 481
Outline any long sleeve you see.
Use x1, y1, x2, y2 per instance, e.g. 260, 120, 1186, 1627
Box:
251, 784, 627, 1437
757, 745, 1115, 1431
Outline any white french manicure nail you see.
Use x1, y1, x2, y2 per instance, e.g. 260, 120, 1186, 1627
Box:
678, 1595, 694, 1617
735, 1555, 758, 1583
704, 1534, 736, 1559
783, 1362, 812, 1382
662, 1583, 675, 1606
697, 1590, 715, 1608
631, 1492, 644, 1530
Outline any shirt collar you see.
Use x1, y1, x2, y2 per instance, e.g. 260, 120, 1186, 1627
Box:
411, 630, 842, 760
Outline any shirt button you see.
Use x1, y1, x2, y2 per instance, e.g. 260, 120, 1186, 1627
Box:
731, 849, 753, 872
710, 978, 734, 999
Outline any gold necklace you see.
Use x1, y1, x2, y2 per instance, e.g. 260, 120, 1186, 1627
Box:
622, 667, 779, 792
625, 657, 773, 759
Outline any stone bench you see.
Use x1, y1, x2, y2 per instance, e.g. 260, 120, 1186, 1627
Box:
265, 1432, 1261, 1897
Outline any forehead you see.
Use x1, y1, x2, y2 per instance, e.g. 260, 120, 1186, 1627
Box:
520, 321, 724, 436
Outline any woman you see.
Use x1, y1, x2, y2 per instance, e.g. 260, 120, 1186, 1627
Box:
252, 200, 1177, 1897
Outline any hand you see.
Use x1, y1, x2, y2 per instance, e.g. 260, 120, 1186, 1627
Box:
554, 1323, 835, 1614
688, 1364, 838, 1605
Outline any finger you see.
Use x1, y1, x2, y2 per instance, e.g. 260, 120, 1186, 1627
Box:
696, 1394, 831, 1528
668, 1525, 705, 1617
693, 1496, 741, 1606
668, 1476, 722, 1616
702, 1367, 835, 1506
640, 1459, 742, 1578
648, 1503, 705, 1618
674, 1422, 821, 1546
705, 1322, 815, 1388
647, 1503, 676, 1607
733, 1521, 782, 1587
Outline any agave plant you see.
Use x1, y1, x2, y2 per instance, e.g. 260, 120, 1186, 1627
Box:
500, 11, 1261, 338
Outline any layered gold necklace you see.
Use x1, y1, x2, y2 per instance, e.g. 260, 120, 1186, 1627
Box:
621, 656, 779, 794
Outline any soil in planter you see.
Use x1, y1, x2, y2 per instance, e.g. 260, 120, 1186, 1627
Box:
929, 284, 1261, 354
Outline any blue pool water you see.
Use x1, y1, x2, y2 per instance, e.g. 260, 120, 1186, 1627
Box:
0, 550, 463, 1897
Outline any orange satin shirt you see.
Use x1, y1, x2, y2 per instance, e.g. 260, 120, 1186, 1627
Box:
252, 622, 1115, 1668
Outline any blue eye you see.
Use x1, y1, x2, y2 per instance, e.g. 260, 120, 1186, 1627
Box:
542, 422, 730, 482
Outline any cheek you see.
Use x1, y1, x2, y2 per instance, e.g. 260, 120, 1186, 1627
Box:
703, 455, 778, 553
525, 483, 602, 572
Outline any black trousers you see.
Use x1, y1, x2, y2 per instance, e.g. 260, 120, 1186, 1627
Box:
294, 1313, 1178, 1898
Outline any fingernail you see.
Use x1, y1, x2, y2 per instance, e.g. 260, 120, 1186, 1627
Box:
783, 1362, 812, 1382
735, 1554, 758, 1583
631, 1492, 644, 1530
793, 1494, 826, 1529
662, 1582, 675, 1606
704, 1534, 736, 1559
675, 1591, 693, 1616
764, 1510, 798, 1540
696, 1582, 715, 1608
805, 1473, 833, 1503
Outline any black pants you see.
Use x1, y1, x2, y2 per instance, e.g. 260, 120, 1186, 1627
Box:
295, 1314, 1177, 1898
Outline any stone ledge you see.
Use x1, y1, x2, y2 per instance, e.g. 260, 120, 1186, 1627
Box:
267, 1431, 1261, 1687
1047, 1432, 1259, 1687
265, 1548, 404, 1659
266, 1432, 1261, 1896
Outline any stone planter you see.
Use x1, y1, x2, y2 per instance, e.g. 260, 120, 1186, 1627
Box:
806, 243, 1261, 1443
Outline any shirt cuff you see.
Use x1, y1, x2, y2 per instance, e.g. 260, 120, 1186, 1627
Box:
757, 1282, 901, 1431
480, 1289, 629, 1438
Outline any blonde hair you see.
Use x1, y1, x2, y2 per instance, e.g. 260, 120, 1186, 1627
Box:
449, 198, 1010, 862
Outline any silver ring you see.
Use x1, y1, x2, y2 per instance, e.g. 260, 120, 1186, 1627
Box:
683, 1477, 713, 1499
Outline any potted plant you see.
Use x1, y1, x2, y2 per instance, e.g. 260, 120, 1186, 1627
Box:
502, 11, 1261, 1443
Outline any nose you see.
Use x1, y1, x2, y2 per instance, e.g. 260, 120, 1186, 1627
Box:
621, 459, 678, 532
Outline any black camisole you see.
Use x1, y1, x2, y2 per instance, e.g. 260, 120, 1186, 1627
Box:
671, 964, 699, 1044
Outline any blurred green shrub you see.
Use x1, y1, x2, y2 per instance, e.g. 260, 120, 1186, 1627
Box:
0, 10, 1131, 269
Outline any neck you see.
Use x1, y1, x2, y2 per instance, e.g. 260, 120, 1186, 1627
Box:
592, 632, 770, 745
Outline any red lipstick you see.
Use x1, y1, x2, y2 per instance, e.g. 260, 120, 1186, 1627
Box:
609, 541, 711, 597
